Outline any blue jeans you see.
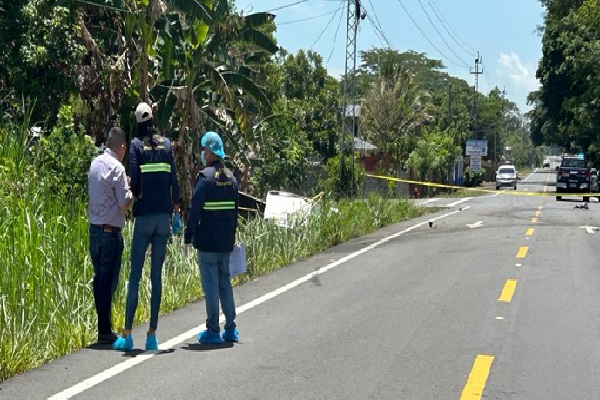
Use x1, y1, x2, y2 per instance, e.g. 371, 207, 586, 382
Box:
89, 225, 123, 335
125, 214, 170, 331
199, 251, 236, 334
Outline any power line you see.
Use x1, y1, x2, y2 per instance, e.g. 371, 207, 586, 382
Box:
427, 0, 477, 56
365, 14, 388, 48
364, 0, 393, 48
278, 9, 340, 25
263, 0, 311, 13
310, 0, 345, 49
481, 65, 493, 91
393, 0, 468, 69
326, 2, 346, 65
415, 0, 470, 68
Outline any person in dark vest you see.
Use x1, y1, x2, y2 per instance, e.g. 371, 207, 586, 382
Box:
184, 131, 239, 344
113, 102, 182, 352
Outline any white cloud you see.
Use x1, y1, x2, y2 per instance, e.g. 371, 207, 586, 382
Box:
496, 52, 540, 95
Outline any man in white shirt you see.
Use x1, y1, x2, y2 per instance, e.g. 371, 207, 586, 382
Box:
88, 127, 133, 344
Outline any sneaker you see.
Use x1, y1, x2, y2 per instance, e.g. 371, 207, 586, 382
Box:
97, 332, 118, 344
222, 328, 239, 343
112, 335, 133, 352
197, 330, 224, 344
145, 333, 158, 351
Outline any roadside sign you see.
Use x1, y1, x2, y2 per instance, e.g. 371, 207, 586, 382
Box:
470, 156, 482, 171
466, 140, 488, 157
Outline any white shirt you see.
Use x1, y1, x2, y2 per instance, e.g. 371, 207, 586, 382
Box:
88, 149, 132, 228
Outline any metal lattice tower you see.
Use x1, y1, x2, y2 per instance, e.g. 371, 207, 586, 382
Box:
340, 0, 360, 197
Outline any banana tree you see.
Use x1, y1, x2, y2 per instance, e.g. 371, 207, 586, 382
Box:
150, 0, 278, 206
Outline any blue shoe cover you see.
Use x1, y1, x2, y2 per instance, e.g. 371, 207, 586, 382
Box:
197, 330, 224, 344
113, 335, 133, 352
222, 328, 238, 343
145, 334, 158, 350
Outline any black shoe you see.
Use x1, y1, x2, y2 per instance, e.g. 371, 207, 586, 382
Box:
97, 332, 118, 344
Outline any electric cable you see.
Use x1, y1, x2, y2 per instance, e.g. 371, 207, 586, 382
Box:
326, 2, 346, 65
310, 0, 345, 50
278, 9, 340, 25
393, 0, 468, 69
365, 0, 394, 48
416, 0, 470, 68
427, 0, 477, 55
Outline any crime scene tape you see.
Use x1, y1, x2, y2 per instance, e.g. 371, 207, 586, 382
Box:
365, 173, 600, 197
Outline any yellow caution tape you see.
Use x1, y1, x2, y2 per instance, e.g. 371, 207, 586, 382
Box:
365, 173, 600, 197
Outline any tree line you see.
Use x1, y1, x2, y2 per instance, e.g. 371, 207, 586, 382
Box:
0, 0, 533, 207
529, 0, 600, 163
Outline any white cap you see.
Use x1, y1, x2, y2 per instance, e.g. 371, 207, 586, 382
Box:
135, 102, 153, 123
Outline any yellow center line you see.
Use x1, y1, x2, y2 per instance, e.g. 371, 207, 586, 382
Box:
537, 206, 543, 210
535, 211, 541, 217
516, 246, 528, 258
460, 354, 495, 399
526, 228, 534, 236
531, 217, 538, 223
498, 279, 517, 302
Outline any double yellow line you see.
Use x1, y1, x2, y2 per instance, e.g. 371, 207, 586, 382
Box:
460, 200, 544, 399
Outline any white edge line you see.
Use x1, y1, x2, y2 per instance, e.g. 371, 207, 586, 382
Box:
48, 207, 467, 400
447, 197, 473, 207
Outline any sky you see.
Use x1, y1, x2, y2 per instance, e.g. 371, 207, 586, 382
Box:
235, 0, 546, 113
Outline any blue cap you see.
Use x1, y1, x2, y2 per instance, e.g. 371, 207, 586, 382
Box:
201, 131, 225, 159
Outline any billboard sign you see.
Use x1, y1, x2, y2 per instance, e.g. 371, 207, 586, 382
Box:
466, 140, 488, 157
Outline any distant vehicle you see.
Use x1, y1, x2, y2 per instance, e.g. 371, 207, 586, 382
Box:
591, 168, 598, 193
543, 159, 550, 168
556, 153, 590, 201
496, 165, 517, 190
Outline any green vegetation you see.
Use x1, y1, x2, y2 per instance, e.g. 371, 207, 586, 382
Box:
0, 120, 429, 382
530, 0, 600, 163
1, 0, 551, 383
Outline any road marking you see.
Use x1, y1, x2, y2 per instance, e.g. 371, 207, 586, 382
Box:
495, 317, 504, 320
47, 207, 471, 400
466, 221, 484, 229
421, 198, 439, 205
537, 206, 543, 210
580, 226, 599, 234
460, 354, 495, 400
498, 279, 517, 302
543, 174, 550, 193
516, 247, 528, 258
526, 228, 534, 236
531, 217, 538, 223
535, 211, 541, 217
448, 197, 473, 207
516, 263, 521, 267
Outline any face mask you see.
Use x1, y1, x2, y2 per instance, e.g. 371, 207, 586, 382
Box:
200, 150, 206, 166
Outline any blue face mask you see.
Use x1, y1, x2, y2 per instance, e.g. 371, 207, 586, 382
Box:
200, 150, 206, 166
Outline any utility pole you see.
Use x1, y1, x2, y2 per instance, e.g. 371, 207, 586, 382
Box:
495, 87, 506, 175
340, 0, 361, 197
447, 82, 452, 127
470, 52, 483, 140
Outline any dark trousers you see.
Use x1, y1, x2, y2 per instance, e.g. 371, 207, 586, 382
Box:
89, 225, 124, 335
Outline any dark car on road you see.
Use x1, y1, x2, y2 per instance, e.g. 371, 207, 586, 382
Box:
556, 153, 591, 201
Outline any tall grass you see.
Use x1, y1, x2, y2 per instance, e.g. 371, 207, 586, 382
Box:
0, 122, 429, 382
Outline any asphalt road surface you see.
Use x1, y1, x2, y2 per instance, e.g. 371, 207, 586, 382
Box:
3, 168, 600, 399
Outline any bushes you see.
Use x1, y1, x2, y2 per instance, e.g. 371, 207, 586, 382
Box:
34, 104, 98, 198
463, 166, 485, 187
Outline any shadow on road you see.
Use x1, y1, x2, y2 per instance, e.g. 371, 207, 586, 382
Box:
182, 342, 235, 351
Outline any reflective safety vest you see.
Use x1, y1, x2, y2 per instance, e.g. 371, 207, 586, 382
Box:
194, 162, 238, 252
130, 134, 180, 216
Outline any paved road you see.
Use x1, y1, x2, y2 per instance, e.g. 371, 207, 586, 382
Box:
3, 169, 600, 399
